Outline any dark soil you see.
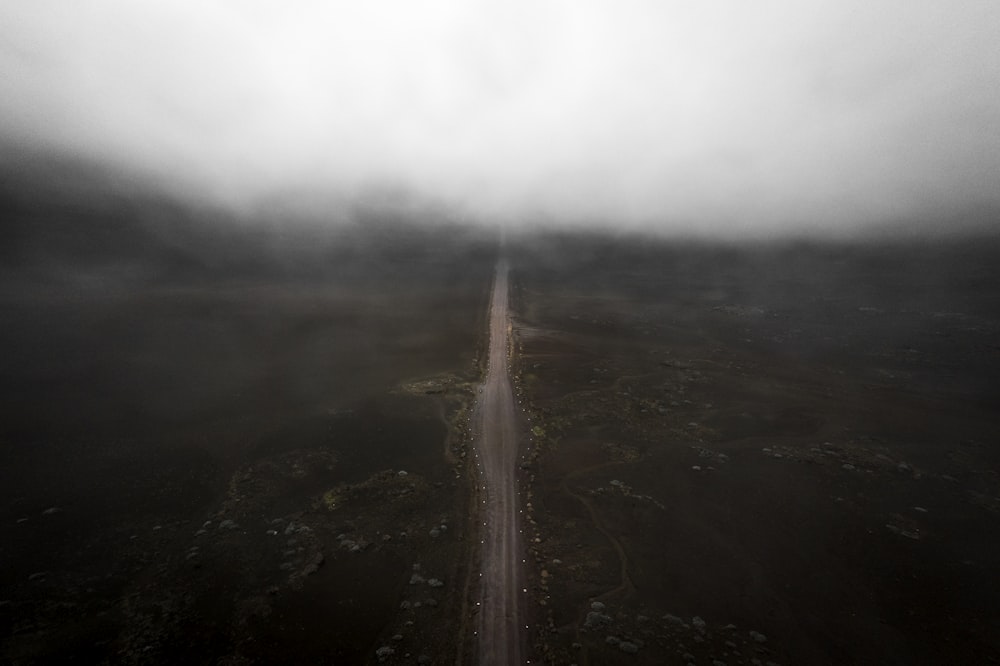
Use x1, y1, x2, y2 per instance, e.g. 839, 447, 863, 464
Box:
507, 231, 1000, 665
4, 176, 999, 666
0, 193, 495, 664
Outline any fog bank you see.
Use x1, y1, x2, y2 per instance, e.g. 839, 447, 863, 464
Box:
2, 1, 998, 235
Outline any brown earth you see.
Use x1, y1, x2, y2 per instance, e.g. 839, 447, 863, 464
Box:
506, 233, 1000, 665
4, 196, 1000, 666
0, 211, 496, 665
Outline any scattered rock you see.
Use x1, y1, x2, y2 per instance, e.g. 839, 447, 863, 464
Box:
886, 523, 920, 540
302, 553, 324, 576
691, 616, 707, 632
41, 507, 62, 516
620, 641, 640, 654
749, 630, 767, 643
583, 611, 613, 630
427, 578, 444, 588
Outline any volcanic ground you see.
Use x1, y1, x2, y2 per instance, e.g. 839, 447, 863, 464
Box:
2, 191, 999, 665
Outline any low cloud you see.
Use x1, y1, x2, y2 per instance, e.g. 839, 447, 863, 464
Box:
2, 0, 997, 235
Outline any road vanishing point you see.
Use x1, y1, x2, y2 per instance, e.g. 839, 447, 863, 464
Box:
472, 256, 527, 665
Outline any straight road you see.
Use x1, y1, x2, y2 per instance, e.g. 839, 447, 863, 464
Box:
472, 257, 526, 665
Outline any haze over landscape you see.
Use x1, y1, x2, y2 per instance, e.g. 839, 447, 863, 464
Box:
3, 3, 1000, 665
2, 0, 998, 234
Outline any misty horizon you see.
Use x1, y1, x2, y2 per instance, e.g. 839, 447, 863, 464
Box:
4, 5, 1000, 663
2, 1, 998, 236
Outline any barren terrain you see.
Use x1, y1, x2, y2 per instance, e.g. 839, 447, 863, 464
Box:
0, 197, 495, 664
506, 233, 1000, 665
3, 189, 999, 665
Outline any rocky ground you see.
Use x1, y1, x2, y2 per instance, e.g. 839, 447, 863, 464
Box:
4, 206, 999, 664
2, 363, 486, 665
0, 208, 496, 664
506, 234, 1000, 665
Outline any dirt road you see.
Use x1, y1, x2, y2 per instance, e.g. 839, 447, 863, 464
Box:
472, 257, 526, 665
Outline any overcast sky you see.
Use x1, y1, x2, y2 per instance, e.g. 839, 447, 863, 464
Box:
1, 0, 998, 234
